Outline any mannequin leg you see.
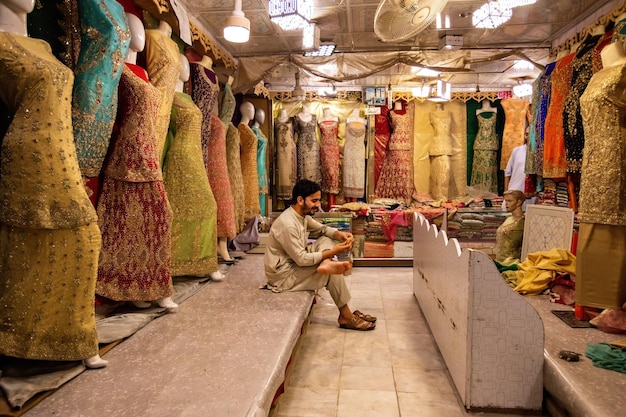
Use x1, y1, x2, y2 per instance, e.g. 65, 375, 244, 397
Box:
84, 354, 108, 369
217, 237, 233, 261
155, 296, 178, 312
210, 271, 225, 281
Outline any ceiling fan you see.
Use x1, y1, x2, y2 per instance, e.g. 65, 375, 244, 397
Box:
374, 0, 449, 43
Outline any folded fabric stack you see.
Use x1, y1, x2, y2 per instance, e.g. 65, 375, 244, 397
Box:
556, 181, 569, 207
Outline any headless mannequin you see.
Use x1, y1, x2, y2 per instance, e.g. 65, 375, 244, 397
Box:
277, 108, 289, 122
298, 101, 313, 122
123, 13, 179, 311
174, 53, 189, 93
394, 101, 403, 111
0, 0, 108, 369
157, 19, 171, 37
252, 108, 268, 216
436, 103, 444, 112
601, 41, 626, 68
476, 100, 497, 114
197, 55, 213, 69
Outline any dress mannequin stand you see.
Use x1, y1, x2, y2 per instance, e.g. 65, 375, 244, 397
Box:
251, 108, 269, 217
344, 108, 366, 202
319, 107, 340, 207
0, 0, 107, 369
476, 100, 497, 115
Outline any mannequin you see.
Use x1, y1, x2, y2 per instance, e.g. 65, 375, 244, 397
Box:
0, 0, 107, 369
575, 35, 626, 311
275, 107, 296, 201
96, 10, 178, 312
295, 101, 322, 184
251, 108, 269, 216
162, 54, 223, 280
476, 100, 497, 114
318, 107, 340, 206
72, 0, 130, 205
238, 101, 261, 216
277, 108, 289, 122
394, 100, 403, 111
190, 52, 237, 267
344, 108, 367, 201
145, 19, 181, 167
495, 190, 526, 263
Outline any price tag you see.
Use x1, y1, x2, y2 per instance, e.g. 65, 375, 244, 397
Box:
170, 0, 191, 45
364, 107, 381, 115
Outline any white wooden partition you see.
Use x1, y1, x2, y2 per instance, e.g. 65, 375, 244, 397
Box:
412, 213, 544, 412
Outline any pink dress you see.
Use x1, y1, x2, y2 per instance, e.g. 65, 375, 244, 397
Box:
191, 63, 236, 238
319, 119, 341, 194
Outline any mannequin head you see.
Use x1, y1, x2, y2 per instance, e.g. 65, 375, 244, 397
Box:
254, 108, 265, 125
503, 190, 526, 216
240, 101, 254, 124
601, 41, 626, 68
126, 12, 145, 63
0, 0, 35, 36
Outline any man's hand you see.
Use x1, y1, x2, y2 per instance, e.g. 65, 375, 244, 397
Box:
333, 230, 354, 243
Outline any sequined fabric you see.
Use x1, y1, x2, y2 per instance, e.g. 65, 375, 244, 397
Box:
0, 33, 100, 360
563, 37, 602, 174
72, 0, 130, 178
428, 109, 452, 200
579, 63, 626, 226
145, 28, 181, 165
239, 123, 261, 215
252, 126, 269, 194
532, 62, 557, 176
544, 53, 575, 179
495, 215, 525, 262
318, 120, 341, 194
343, 120, 366, 198
275, 118, 297, 200
191, 64, 236, 237
295, 114, 322, 184
163, 92, 218, 276
374, 110, 415, 202
592, 31, 614, 73
470, 112, 499, 193
374, 106, 391, 184
501, 99, 529, 171
226, 123, 246, 232
96, 64, 173, 301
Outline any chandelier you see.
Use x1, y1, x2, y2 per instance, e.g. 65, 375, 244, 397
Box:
497, 0, 537, 8
269, 0, 312, 31
472, 1, 513, 29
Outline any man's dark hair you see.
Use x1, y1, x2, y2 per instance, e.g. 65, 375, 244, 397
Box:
292, 179, 320, 204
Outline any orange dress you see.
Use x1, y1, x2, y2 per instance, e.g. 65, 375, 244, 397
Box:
500, 99, 530, 170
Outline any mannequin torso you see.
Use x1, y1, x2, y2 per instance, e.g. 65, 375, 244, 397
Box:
175, 53, 189, 92
125, 13, 145, 65
297, 102, 313, 123
277, 108, 289, 123
0, 0, 33, 36
476, 100, 497, 115
601, 42, 626, 68
320, 107, 338, 123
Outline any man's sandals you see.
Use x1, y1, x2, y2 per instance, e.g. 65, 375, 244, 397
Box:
353, 310, 377, 323
339, 315, 375, 331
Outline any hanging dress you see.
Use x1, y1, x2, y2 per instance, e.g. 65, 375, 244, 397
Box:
319, 119, 341, 194
295, 114, 322, 184
470, 112, 499, 194
191, 63, 236, 238
162, 92, 218, 277
144, 26, 181, 166
374, 110, 414, 202
374, 106, 391, 185
532, 61, 557, 176
0, 33, 101, 361
429, 109, 453, 200
275, 117, 297, 201
500, 99, 530, 171
252, 125, 269, 215
72, 0, 130, 204
543, 52, 575, 179
343, 119, 367, 198
96, 63, 174, 302
220, 83, 246, 233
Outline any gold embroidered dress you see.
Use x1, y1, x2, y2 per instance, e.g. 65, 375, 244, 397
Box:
163, 92, 218, 276
495, 216, 525, 263
500, 99, 530, 170
239, 122, 261, 215
0, 33, 101, 360
343, 120, 366, 198
429, 109, 453, 200
96, 64, 174, 301
275, 117, 297, 201
470, 112, 499, 193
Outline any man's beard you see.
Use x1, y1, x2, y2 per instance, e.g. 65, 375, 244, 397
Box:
304, 203, 318, 215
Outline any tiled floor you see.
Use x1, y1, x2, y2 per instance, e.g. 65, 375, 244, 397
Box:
272, 266, 550, 417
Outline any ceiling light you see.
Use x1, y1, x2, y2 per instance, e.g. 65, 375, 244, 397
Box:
302, 22, 319, 50
269, 0, 312, 31
472, 1, 512, 29
304, 43, 335, 57
513, 83, 532, 97
427, 79, 451, 102
224, 0, 250, 43
497, 0, 537, 8
412, 80, 430, 98
438, 34, 463, 50
412, 67, 440, 77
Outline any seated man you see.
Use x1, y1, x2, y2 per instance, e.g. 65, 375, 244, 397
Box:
263, 179, 376, 331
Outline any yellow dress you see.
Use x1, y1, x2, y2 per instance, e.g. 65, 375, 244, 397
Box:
0, 33, 100, 360
144, 28, 181, 166
239, 123, 261, 216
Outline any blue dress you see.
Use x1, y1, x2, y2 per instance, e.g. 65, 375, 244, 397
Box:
252, 125, 269, 216
72, 0, 130, 179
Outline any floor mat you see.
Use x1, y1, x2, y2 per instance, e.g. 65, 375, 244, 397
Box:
552, 310, 594, 328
